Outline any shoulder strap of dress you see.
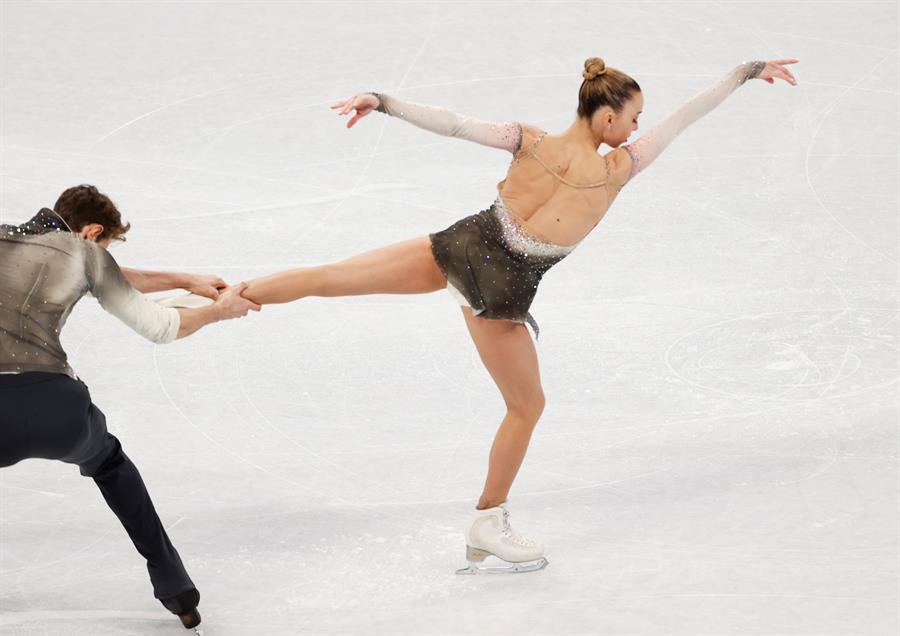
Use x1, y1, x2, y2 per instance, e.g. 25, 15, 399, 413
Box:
526, 135, 610, 189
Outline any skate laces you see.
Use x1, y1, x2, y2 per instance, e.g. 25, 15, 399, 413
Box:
500, 508, 536, 547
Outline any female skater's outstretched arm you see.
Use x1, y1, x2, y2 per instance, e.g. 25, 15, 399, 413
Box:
331, 93, 522, 154
618, 59, 798, 183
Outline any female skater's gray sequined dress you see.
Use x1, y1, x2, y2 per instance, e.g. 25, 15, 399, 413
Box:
428, 196, 575, 338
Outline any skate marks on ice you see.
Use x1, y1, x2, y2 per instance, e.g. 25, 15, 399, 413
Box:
0, 524, 115, 577
0, 609, 167, 633
664, 308, 900, 402
801, 51, 900, 267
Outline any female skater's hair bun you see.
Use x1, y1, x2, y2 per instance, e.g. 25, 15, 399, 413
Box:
582, 57, 607, 81
577, 58, 641, 120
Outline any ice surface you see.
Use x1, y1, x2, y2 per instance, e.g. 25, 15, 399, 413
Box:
1, 1, 897, 634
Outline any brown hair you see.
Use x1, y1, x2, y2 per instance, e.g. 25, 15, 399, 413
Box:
577, 57, 641, 119
54, 185, 131, 242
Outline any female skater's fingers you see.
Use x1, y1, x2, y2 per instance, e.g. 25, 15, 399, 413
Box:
348, 109, 371, 128
762, 59, 798, 85
779, 68, 797, 85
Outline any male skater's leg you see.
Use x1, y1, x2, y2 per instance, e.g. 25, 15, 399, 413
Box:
77, 428, 194, 598
62, 387, 201, 622
76, 428, 201, 625
2, 374, 201, 626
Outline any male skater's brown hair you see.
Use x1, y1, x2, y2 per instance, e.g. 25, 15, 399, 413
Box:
54, 184, 131, 242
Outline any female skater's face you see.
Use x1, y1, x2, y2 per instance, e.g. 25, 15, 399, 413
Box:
596, 92, 643, 147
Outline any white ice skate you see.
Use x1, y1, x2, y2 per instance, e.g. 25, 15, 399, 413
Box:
156, 293, 214, 308
456, 504, 548, 575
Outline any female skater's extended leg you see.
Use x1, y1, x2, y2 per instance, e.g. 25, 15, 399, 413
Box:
461, 308, 545, 510
241, 237, 445, 304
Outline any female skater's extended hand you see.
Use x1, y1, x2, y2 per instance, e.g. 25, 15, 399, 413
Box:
757, 59, 800, 85
213, 282, 261, 320
330, 93, 380, 128
182, 273, 227, 300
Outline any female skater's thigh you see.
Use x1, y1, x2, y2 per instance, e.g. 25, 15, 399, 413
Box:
462, 309, 543, 413
325, 236, 446, 296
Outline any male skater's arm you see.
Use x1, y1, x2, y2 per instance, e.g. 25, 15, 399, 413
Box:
615, 60, 794, 184
85, 244, 259, 342
172, 283, 258, 338
121, 267, 226, 300
332, 93, 522, 154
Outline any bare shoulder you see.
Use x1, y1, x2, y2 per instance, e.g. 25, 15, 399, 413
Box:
511, 123, 546, 158
519, 123, 546, 139
603, 147, 633, 188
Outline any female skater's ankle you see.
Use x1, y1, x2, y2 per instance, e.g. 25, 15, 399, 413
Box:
476, 498, 506, 510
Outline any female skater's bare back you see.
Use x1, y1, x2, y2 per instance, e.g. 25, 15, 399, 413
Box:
499, 125, 631, 246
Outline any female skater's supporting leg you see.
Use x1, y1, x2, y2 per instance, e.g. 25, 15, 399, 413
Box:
461, 308, 545, 510
241, 237, 446, 304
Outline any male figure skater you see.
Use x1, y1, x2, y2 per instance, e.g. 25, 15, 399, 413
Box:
0, 185, 259, 630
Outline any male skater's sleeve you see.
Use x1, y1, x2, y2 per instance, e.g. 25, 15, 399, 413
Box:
83, 243, 181, 343
621, 60, 766, 183
369, 92, 522, 154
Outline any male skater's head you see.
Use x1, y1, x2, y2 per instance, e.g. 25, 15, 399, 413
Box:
51, 184, 131, 248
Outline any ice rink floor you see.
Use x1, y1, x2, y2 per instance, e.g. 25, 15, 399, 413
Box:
1, 1, 898, 634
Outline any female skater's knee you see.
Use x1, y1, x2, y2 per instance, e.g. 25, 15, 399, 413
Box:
507, 391, 545, 425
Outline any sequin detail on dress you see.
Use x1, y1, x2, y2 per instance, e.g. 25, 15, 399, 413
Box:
428, 199, 579, 339
493, 197, 576, 259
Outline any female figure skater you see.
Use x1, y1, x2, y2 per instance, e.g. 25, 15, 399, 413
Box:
202, 56, 798, 573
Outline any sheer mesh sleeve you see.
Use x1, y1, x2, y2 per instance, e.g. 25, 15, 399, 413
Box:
370, 93, 523, 154
83, 243, 181, 344
621, 61, 766, 183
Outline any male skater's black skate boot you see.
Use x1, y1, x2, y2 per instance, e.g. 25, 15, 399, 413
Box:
161, 587, 201, 629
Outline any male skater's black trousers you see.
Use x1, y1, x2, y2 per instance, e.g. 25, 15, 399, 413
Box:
0, 372, 194, 600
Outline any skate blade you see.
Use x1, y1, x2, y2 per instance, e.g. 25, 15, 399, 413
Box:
455, 556, 549, 575
156, 294, 214, 309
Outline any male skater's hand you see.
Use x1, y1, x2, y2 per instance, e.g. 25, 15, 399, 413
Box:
182, 274, 227, 300
213, 283, 261, 320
